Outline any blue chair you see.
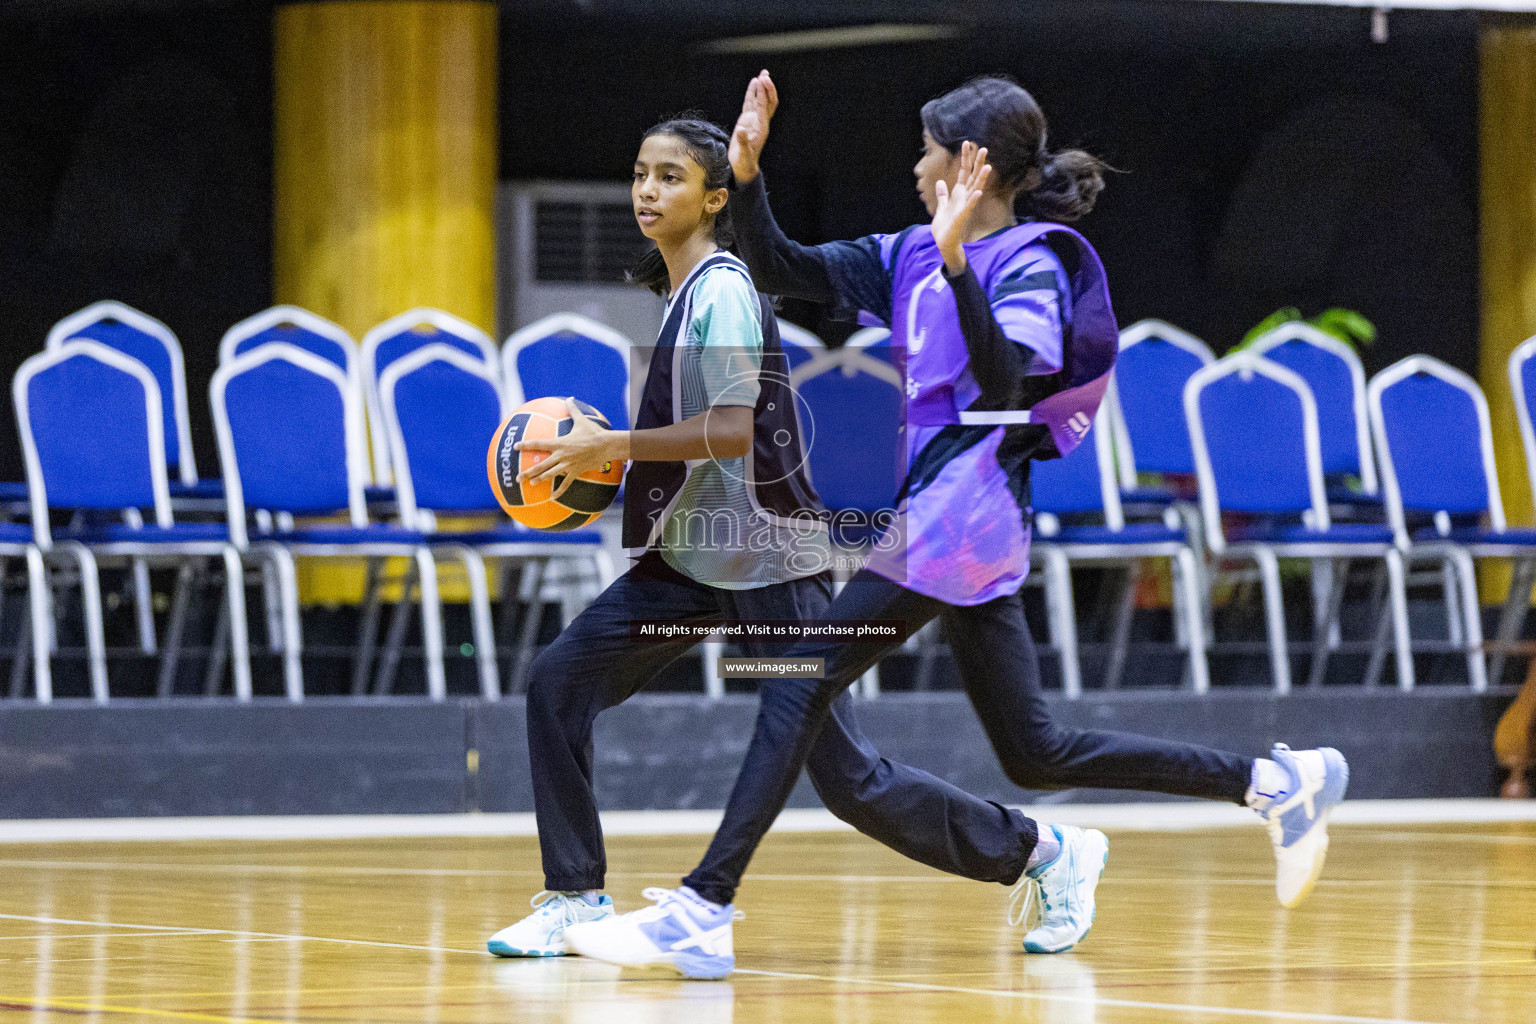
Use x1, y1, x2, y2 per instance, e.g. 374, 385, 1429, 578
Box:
1110, 320, 1215, 492
211, 343, 444, 700
1247, 322, 1379, 497
361, 308, 499, 486
790, 335, 902, 697
1187, 352, 1412, 692
1371, 355, 1533, 692
221, 305, 358, 375
504, 313, 631, 430
1031, 406, 1210, 697
47, 301, 202, 491
16, 340, 249, 702
379, 343, 611, 696
777, 319, 826, 374
48, 301, 205, 656
789, 334, 903, 531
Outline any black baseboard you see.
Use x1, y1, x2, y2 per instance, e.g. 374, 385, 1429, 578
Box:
0, 689, 1514, 818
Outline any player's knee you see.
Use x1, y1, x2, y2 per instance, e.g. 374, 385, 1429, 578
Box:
524, 640, 583, 718
805, 756, 884, 821
999, 724, 1079, 789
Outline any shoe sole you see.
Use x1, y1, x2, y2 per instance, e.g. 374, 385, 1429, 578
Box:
487, 941, 566, 958
1023, 841, 1108, 954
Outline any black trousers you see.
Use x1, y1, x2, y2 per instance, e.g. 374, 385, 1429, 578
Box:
682, 569, 1255, 906
528, 553, 1035, 892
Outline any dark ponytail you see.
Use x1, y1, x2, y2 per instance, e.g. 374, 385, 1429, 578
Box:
919, 76, 1105, 224
627, 113, 736, 296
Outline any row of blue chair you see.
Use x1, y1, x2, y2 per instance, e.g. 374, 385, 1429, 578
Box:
3, 301, 905, 703
1029, 319, 1536, 698
9, 302, 650, 703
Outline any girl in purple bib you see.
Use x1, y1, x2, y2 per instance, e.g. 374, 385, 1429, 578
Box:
566, 75, 1350, 979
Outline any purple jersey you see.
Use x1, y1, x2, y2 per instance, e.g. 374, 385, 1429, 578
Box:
822, 223, 1118, 604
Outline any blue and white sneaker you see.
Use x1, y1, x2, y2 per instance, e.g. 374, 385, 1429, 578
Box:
1012, 824, 1110, 954
563, 886, 741, 980
1263, 744, 1349, 907
487, 891, 614, 957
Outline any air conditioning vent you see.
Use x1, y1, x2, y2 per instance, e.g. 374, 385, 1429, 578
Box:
501, 180, 666, 348
533, 199, 648, 283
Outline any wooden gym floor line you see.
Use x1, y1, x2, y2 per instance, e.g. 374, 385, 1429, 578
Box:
0, 821, 1529, 1022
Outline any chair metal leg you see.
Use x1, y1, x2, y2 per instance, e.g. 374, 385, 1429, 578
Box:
131, 557, 157, 656
1306, 558, 1349, 689
1442, 558, 1465, 648
1448, 549, 1487, 691
9, 600, 29, 700
1252, 546, 1290, 694
701, 638, 725, 698
351, 557, 385, 696
1386, 549, 1415, 691
222, 546, 252, 701
494, 558, 519, 669
414, 548, 447, 702
1175, 548, 1210, 694
447, 546, 499, 700
203, 589, 230, 697
1102, 561, 1141, 690
156, 561, 199, 698
59, 542, 109, 703
373, 559, 421, 695
510, 559, 548, 693
25, 547, 51, 703
593, 548, 616, 589
260, 558, 283, 654
1040, 548, 1082, 698
257, 545, 303, 701
1489, 557, 1536, 686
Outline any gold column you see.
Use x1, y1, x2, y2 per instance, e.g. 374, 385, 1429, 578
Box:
1480, 25, 1536, 601
274, 0, 497, 603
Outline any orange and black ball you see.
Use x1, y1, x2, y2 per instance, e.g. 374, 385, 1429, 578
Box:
487, 397, 622, 531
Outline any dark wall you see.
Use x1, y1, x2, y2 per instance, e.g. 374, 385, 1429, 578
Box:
503, 3, 1481, 372
0, 9, 271, 481
0, 690, 1512, 817
0, 1, 1486, 482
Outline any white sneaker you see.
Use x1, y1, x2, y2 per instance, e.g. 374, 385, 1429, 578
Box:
564, 886, 741, 980
1262, 744, 1349, 907
1012, 824, 1109, 954
487, 891, 615, 957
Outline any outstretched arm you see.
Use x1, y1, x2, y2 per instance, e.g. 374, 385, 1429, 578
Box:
728, 71, 837, 303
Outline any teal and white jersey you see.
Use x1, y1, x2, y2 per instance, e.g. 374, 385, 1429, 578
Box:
656, 260, 832, 589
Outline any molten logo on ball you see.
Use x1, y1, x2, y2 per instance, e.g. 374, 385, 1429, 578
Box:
487, 397, 623, 531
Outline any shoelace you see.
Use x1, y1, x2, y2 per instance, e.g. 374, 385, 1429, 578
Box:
1007, 875, 1040, 929
529, 890, 584, 926
635, 887, 745, 923
1010, 836, 1084, 931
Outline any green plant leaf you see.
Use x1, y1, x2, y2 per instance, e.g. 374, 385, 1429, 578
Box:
1308, 308, 1376, 349
1233, 307, 1302, 353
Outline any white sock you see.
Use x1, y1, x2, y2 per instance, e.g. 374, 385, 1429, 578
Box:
676, 886, 725, 916
1025, 823, 1062, 875
580, 890, 604, 906
1245, 758, 1287, 812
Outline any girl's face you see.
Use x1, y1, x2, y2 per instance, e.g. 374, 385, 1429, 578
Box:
914, 130, 960, 218
632, 134, 726, 244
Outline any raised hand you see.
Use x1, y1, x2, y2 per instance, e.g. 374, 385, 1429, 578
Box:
931, 142, 992, 276
729, 70, 778, 184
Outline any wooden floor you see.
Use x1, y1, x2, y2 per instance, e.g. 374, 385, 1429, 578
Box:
0, 823, 1530, 1023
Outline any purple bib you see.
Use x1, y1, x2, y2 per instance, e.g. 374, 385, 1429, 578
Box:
865, 223, 1118, 604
